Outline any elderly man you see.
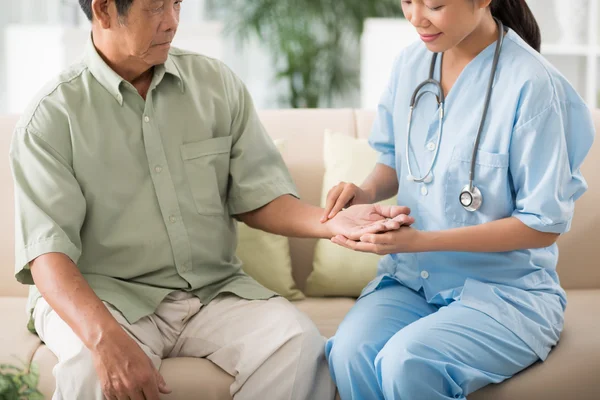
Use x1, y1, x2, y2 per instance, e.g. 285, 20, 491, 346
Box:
9, 0, 412, 399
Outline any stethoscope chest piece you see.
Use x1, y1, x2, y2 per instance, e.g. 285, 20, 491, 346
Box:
459, 185, 482, 212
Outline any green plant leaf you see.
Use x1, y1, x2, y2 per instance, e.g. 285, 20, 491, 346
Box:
0, 374, 19, 400
21, 373, 38, 390
0, 374, 13, 393
211, 0, 404, 108
20, 389, 44, 400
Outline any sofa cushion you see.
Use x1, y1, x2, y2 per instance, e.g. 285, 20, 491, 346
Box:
236, 139, 304, 301
293, 297, 356, 338
30, 345, 58, 400
159, 357, 234, 400
306, 130, 395, 297
0, 297, 41, 367
258, 109, 358, 290
4, 290, 600, 399
470, 289, 600, 400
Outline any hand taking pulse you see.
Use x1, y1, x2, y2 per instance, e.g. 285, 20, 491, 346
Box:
321, 182, 375, 222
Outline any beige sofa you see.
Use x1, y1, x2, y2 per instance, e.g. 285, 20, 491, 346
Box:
1, 109, 599, 400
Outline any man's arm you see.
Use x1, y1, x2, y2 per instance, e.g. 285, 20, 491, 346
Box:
236, 195, 332, 239
31, 253, 171, 399
236, 194, 413, 240
31, 253, 126, 352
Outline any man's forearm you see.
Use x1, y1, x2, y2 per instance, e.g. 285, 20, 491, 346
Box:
30, 253, 124, 351
237, 195, 333, 239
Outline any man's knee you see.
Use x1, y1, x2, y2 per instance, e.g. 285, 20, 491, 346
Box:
257, 297, 327, 369
53, 343, 103, 398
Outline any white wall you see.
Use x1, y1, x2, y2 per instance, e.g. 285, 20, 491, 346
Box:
1, 0, 598, 114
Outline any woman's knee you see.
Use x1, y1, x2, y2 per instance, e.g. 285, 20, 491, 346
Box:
327, 331, 382, 375
375, 339, 459, 399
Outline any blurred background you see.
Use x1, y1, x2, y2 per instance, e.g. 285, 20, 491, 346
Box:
0, 0, 598, 114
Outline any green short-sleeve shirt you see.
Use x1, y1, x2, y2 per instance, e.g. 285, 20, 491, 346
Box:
9, 38, 298, 327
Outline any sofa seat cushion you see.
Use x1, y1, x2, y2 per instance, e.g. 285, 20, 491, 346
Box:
470, 289, 600, 399
6, 290, 599, 400
0, 297, 41, 366
292, 297, 356, 338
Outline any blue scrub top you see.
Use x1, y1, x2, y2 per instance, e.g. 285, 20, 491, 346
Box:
366, 29, 595, 360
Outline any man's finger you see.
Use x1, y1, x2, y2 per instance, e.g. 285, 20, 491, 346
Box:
156, 372, 172, 394
391, 214, 415, 226
373, 205, 411, 219
142, 384, 161, 400
345, 222, 387, 240
130, 388, 146, 400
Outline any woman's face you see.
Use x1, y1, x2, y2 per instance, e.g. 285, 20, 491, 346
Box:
401, 0, 490, 53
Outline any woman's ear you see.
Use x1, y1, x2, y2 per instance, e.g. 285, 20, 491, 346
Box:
476, 0, 494, 10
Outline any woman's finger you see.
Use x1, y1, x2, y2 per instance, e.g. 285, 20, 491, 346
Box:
331, 235, 379, 253
322, 184, 345, 222
328, 185, 356, 219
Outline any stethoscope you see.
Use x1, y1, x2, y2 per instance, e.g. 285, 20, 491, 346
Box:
406, 18, 505, 212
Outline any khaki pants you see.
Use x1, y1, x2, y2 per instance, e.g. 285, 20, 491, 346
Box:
33, 291, 335, 400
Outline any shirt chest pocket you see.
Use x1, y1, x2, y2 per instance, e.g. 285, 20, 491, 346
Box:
444, 144, 513, 226
181, 136, 232, 215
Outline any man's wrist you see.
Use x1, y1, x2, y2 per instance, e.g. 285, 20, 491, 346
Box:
320, 218, 335, 239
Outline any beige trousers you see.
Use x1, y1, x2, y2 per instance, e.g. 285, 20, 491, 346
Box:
33, 291, 335, 400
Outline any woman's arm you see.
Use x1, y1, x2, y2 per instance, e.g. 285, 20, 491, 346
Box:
417, 217, 559, 253
333, 217, 559, 254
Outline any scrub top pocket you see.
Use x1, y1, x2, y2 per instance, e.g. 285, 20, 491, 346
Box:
444, 143, 513, 226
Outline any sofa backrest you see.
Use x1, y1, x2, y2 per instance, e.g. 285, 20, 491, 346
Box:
0, 116, 18, 296
0, 109, 599, 297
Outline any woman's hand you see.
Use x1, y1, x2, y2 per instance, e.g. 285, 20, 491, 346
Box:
321, 182, 375, 222
331, 226, 423, 255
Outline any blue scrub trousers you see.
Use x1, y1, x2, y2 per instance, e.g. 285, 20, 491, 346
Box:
325, 277, 540, 400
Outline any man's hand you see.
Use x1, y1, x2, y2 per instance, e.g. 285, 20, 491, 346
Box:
325, 204, 415, 241
92, 328, 171, 400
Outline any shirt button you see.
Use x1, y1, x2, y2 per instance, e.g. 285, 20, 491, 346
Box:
421, 270, 430, 279
426, 142, 436, 151
169, 215, 176, 223
144, 116, 150, 123
421, 186, 428, 196
154, 165, 163, 173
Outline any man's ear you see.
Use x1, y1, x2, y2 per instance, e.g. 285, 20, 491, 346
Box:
92, 0, 113, 29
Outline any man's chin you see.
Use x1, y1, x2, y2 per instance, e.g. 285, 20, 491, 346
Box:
148, 48, 170, 65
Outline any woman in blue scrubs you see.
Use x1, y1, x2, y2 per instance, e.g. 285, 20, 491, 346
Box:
321, 0, 595, 399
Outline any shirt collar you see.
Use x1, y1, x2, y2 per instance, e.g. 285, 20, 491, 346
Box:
84, 36, 184, 105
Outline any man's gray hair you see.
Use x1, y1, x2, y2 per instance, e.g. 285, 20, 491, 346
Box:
79, 0, 135, 21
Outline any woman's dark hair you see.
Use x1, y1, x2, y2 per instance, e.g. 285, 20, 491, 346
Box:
490, 0, 541, 52
79, 0, 134, 21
